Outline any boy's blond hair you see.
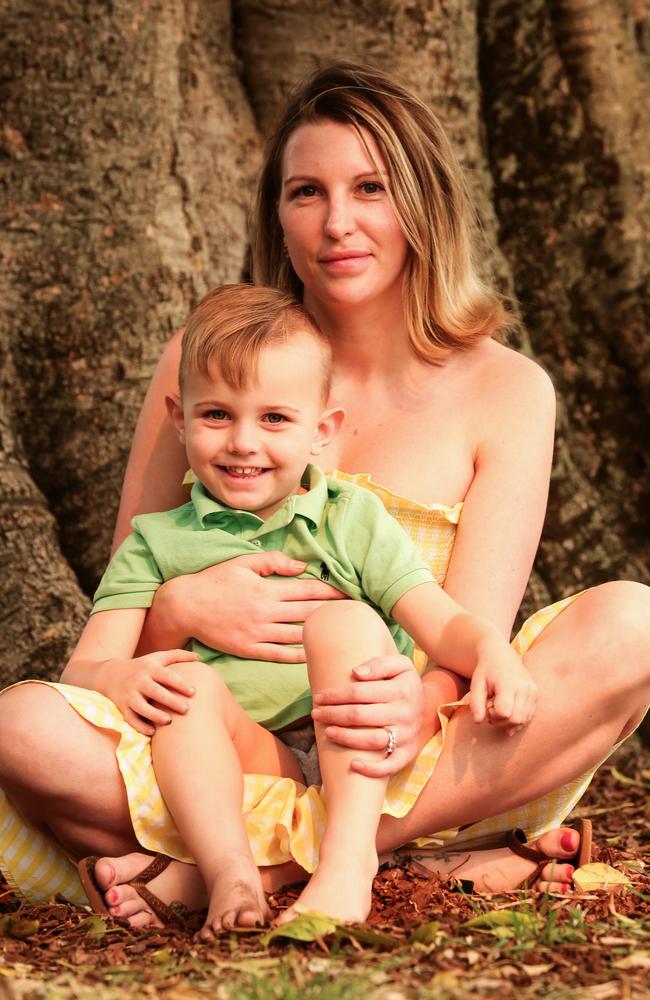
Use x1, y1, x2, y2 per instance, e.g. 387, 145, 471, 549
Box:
180, 284, 332, 402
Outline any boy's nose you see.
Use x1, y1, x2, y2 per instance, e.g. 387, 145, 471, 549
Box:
228, 424, 259, 455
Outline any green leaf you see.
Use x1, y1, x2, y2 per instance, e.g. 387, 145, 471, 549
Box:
573, 863, 631, 893
260, 911, 341, 944
342, 925, 403, 949
0, 915, 39, 939
460, 910, 539, 931
408, 920, 441, 944
79, 914, 108, 940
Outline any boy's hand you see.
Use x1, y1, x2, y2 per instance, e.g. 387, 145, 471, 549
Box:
101, 649, 199, 736
469, 641, 537, 735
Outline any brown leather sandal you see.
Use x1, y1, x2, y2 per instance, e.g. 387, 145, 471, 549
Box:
402, 817, 593, 892
77, 854, 186, 927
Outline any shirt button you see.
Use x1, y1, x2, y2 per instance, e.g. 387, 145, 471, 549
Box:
252, 539, 262, 547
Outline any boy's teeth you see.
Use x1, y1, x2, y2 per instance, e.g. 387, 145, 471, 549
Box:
227, 467, 262, 476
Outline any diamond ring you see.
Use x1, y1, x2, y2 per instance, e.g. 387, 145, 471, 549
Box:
384, 726, 397, 757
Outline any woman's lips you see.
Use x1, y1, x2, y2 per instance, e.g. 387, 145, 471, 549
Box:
319, 251, 370, 273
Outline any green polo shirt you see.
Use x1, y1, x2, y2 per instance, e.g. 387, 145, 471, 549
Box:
93, 465, 434, 730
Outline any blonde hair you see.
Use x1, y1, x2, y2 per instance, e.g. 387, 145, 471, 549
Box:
252, 62, 516, 362
180, 284, 331, 401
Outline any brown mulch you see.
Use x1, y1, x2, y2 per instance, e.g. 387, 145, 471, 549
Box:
0, 741, 648, 995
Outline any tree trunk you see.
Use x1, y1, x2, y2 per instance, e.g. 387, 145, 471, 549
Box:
1, 0, 648, 751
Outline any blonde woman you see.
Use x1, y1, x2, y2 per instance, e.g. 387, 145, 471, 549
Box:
0, 63, 648, 926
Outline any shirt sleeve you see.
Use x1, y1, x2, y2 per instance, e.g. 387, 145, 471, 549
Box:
344, 489, 436, 616
91, 529, 163, 614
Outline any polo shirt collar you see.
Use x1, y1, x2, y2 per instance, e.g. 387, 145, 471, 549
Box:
191, 464, 328, 535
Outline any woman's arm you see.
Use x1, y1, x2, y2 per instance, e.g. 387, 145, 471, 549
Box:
112, 329, 188, 553
442, 347, 556, 636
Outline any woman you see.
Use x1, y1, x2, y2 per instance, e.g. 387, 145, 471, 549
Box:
1, 63, 648, 927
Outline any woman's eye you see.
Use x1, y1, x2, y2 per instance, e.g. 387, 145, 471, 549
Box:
293, 184, 317, 198
360, 181, 383, 194
263, 413, 286, 424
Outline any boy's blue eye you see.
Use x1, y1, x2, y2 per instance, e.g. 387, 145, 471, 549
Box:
264, 413, 286, 424
206, 409, 228, 420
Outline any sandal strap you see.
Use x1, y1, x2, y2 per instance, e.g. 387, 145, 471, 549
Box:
134, 854, 172, 885
131, 880, 185, 927
506, 828, 549, 864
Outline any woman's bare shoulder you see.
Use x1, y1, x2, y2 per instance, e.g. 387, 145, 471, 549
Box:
465, 338, 556, 412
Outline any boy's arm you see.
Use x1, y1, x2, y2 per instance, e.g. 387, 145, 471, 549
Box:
61, 608, 198, 736
392, 583, 537, 730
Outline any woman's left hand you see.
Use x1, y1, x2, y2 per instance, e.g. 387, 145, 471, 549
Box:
311, 654, 424, 776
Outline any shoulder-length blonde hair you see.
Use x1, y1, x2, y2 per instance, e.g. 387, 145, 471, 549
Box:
252, 62, 516, 362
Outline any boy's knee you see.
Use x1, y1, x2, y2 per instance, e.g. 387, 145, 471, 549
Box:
173, 660, 229, 702
303, 601, 389, 652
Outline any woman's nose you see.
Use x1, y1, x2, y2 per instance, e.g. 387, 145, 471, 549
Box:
324, 196, 355, 240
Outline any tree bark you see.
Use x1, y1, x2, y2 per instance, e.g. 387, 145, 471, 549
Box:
0, 0, 648, 743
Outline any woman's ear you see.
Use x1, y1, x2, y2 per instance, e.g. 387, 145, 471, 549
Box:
311, 407, 345, 455
165, 394, 185, 444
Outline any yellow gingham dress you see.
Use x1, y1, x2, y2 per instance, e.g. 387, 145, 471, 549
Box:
0, 473, 603, 905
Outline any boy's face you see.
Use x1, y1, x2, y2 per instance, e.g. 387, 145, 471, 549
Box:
170, 332, 342, 521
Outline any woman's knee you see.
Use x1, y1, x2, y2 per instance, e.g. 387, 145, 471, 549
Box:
0, 684, 77, 783
578, 581, 650, 656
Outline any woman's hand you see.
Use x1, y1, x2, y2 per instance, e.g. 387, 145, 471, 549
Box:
139, 551, 348, 662
311, 655, 424, 776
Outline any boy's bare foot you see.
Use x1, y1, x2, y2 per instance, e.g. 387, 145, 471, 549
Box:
199, 853, 270, 941
94, 852, 207, 928
275, 846, 378, 926
397, 826, 583, 894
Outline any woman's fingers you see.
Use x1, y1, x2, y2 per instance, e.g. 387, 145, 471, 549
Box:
250, 642, 306, 663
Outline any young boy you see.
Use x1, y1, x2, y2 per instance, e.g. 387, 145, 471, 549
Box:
64, 284, 537, 938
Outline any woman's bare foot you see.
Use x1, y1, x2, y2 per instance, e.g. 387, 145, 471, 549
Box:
400, 827, 583, 894
275, 846, 378, 926
199, 853, 270, 941
94, 852, 207, 928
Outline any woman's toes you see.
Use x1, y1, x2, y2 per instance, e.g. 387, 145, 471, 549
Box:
534, 827, 579, 860
540, 862, 574, 884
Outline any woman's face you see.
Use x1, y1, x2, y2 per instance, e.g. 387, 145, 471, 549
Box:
278, 119, 410, 315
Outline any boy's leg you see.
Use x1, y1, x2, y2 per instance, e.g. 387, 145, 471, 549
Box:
150, 661, 302, 939
278, 602, 402, 924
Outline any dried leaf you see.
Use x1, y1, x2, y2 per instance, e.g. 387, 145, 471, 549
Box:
612, 952, 650, 970
260, 911, 340, 944
0, 915, 39, 939
521, 963, 555, 976
78, 915, 107, 940
609, 766, 647, 788
573, 863, 632, 893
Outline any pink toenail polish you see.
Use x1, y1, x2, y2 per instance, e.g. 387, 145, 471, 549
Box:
107, 889, 117, 904
561, 831, 574, 851
566, 866, 574, 877
563, 883, 571, 894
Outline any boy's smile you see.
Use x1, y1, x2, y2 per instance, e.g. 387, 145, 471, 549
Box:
170, 331, 342, 521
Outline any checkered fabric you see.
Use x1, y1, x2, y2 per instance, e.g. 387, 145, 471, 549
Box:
0, 473, 603, 902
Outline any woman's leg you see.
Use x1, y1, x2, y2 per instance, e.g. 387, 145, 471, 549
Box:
150, 661, 302, 938
102, 583, 648, 911
278, 602, 415, 923
375, 581, 650, 889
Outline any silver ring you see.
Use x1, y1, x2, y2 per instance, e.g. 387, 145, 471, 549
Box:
383, 726, 397, 757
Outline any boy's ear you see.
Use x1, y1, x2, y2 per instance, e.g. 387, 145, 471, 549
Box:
165, 393, 185, 443
311, 407, 345, 456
